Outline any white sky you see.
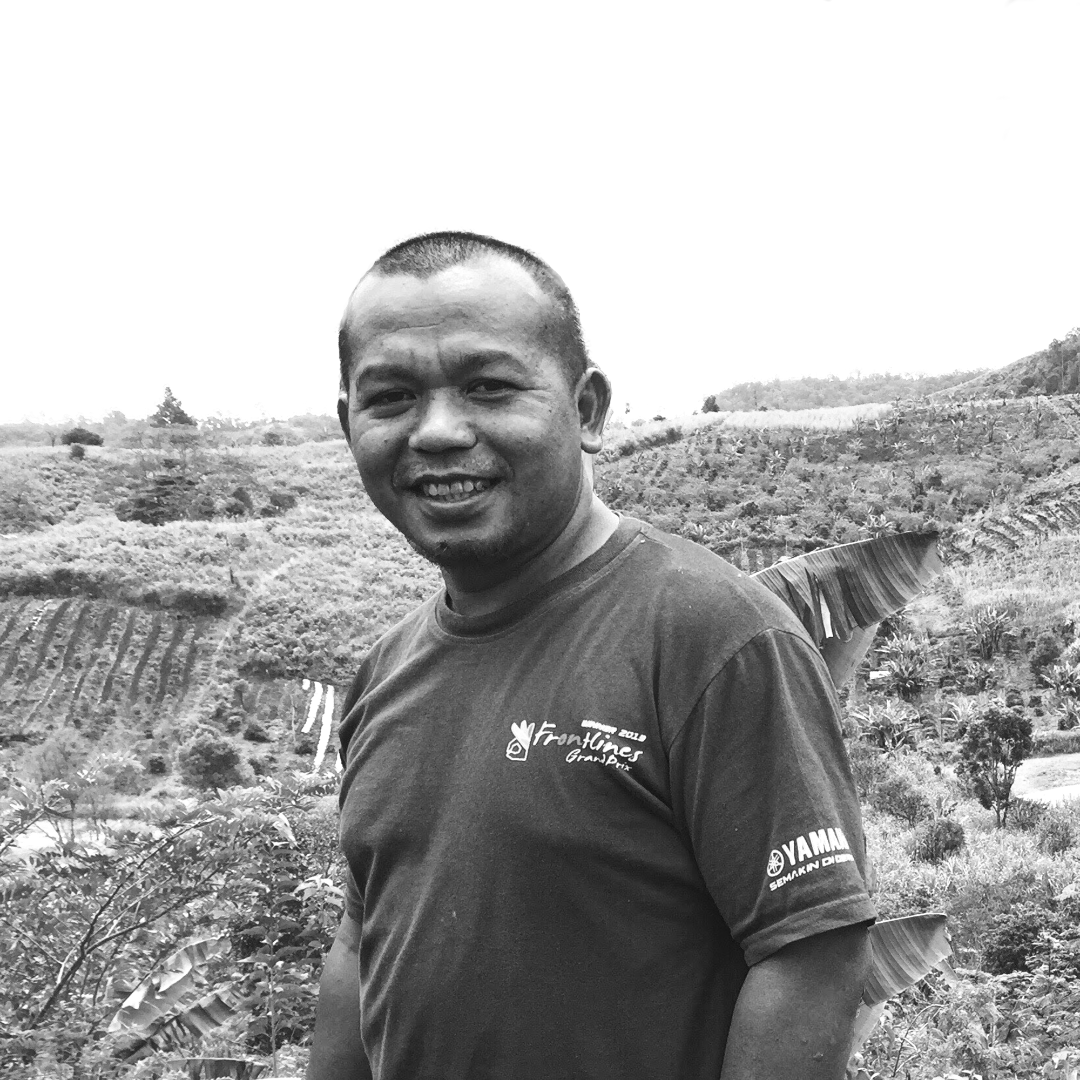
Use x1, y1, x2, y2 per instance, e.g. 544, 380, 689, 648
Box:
2, 0, 1078, 425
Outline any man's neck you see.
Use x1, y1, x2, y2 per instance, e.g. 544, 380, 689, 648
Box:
442, 493, 620, 618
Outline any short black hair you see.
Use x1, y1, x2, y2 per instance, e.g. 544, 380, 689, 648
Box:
338, 231, 590, 392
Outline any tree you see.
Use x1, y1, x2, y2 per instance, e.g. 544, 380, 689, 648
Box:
150, 387, 197, 427
955, 703, 1034, 827
60, 427, 104, 446
701, 395, 720, 413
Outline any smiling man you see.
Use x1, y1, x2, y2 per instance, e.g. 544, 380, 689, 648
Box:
309, 232, 875, 1080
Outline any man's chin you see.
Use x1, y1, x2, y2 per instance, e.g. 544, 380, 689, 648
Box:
405, 532, 517, 571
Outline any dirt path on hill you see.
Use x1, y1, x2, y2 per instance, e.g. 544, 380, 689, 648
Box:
1014, 753, 1080, 805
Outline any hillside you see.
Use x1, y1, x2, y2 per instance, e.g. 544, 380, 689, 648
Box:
932, 328, 1080, 400
702, 369, 985, 412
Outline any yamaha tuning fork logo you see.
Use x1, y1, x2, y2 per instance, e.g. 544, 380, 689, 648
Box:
766, 826, 854, 892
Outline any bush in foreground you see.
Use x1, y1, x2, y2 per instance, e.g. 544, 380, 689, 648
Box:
912, 817, 966, 863
177, 734, 250, 790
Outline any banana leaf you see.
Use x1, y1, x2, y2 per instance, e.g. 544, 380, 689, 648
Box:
114, 985, 245, 1062
850, 913, 952, 1057
863, 912, 951, 1006
108, 936, 230, 1033
752, 533, 942, 688
175, 1058, 266, 1079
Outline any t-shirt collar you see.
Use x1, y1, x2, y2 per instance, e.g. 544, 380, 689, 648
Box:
434, 516, 645, 638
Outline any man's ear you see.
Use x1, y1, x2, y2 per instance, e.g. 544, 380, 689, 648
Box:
577, 367, 611, 455
337, 383, 351, 442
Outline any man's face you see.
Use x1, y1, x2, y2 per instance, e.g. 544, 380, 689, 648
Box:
340, 257, 598, 576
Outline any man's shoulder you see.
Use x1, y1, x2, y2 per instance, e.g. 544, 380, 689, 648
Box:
624, 519, 808, 643
342, 592, 440, 708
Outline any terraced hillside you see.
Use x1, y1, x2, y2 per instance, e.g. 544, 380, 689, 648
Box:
0, 599, 214, 745
0, 439, 440, 772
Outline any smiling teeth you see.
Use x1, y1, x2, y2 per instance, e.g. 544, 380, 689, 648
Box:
421, 478, 492, 501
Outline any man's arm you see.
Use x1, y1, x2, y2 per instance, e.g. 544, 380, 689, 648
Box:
307, 911, 372, 1080
721, 922, 871, 1080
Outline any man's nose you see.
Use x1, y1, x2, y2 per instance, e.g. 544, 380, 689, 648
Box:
408, 391, 477, 453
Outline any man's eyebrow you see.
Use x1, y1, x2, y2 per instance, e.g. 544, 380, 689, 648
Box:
355, 351, 528, 383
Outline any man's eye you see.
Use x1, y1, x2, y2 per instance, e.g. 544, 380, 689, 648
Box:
365, 390, 413, 409
468, 379, 513, 395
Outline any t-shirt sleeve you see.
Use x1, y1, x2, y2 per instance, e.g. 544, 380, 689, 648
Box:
668, 627, 876, 966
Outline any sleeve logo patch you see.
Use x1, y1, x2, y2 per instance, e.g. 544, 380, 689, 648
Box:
767, 827, 854, 891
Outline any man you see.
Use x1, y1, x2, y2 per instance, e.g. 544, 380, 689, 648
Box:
310, 232, 875, 1080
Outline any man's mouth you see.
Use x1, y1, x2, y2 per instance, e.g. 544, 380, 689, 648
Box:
413, 477, 497, 503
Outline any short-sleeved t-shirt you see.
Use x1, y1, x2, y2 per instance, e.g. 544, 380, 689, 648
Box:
337, 516, 875, 1080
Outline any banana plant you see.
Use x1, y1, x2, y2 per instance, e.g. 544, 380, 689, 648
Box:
754, 534, 951, 1064
849, 913, 956, 1071
108, 935, 243, 1063
752, 531, 943, 689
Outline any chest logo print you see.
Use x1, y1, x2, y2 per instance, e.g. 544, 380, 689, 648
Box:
504, 720, 646, 772
506, 721, 535, 762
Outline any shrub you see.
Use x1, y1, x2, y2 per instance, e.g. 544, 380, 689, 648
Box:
1031, 630, 1063, 677
243, 717, 273, 743
955, 657, 997, 694
912, 817, 965, 863
60, 427, 103, 446
1037, 811, 1076, 855
955, 703, 1034, 826
846, 738, 887, 799
146, 753, 169, 776
982, 905, 1051, 973
269, 490, 298, 511
871, 772, 933, 827
177, 734, 248, 790
68, 443, 86, 460
1007, 797, 1046, 832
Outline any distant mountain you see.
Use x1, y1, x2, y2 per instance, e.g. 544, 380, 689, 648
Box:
932, 330, 1080, 400
702, 370, 984, 413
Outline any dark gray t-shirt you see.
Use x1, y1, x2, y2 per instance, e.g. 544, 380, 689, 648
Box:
337, 517, 875, 1080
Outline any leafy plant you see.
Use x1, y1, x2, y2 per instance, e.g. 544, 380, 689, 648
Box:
880, 634, 932, 701
1036, 811, 1076, 856
982, 905, 1052, 974
955, 704, 1034, 827
963, 606, 1014, 660
1007, 797, 1046, 832
954, 657, 997, 695
1044, 662, 1080, 700
872, 773, 933, 827
851, 700, 921, 753
912, 818, 966, 864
